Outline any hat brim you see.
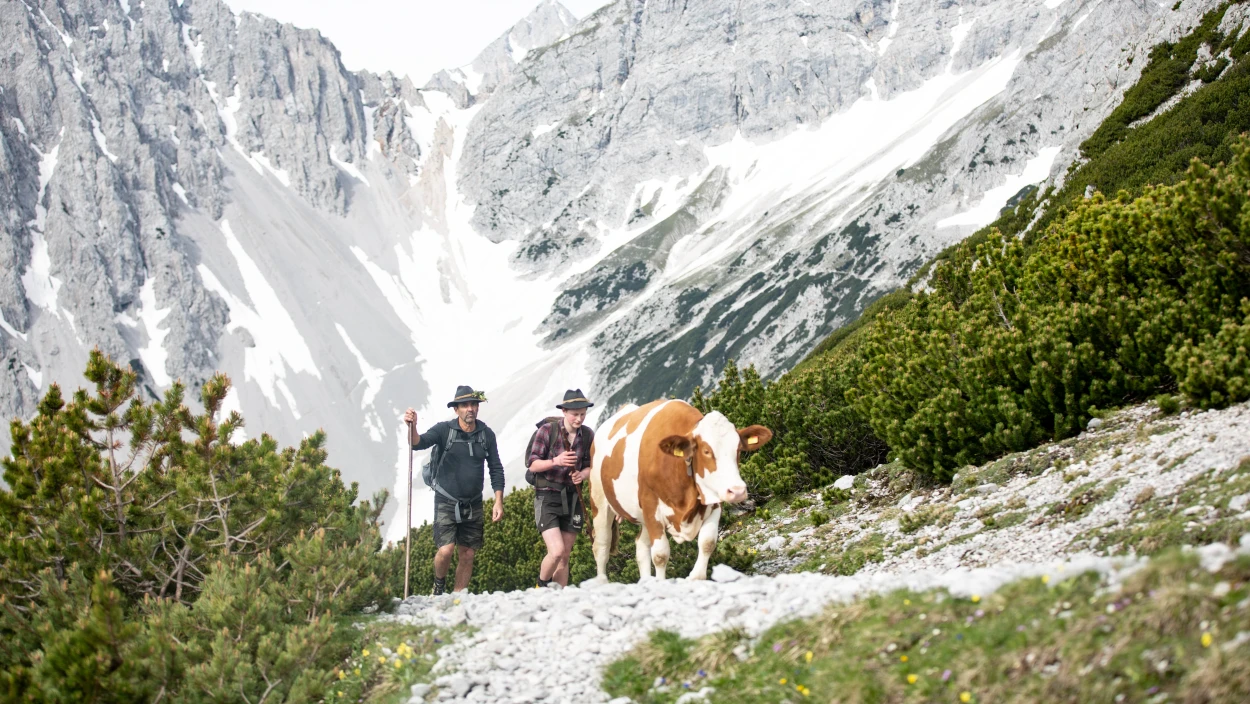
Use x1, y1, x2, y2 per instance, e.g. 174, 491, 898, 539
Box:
447, 399, 485, 408
556, 401, 594, 410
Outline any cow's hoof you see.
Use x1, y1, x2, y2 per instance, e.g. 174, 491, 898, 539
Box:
581, 575, 609, 587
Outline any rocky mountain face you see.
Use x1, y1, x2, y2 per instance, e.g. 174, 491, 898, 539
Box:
1, 0, 1237, 538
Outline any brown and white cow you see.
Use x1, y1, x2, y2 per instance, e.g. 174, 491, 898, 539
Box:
588, 399, 772, 581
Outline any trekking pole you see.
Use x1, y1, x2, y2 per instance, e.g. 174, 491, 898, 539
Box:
404, 419, 414, 600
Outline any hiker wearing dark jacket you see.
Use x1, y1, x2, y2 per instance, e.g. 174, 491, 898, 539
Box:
403, 385, 504, 594
526, 389, 595, 587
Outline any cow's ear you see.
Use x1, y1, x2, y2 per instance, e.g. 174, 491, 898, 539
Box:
738, 426, 773, 452
658, 435, 696, 459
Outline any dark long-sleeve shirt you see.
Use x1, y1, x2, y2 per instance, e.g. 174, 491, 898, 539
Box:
413, 419, 504, 500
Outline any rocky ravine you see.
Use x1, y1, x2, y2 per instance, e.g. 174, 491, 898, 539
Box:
383, 400, 1250, 703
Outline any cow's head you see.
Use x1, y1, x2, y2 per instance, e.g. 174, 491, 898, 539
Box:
658, 411, 773, 505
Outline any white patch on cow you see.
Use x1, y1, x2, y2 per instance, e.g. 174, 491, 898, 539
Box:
602, 400, 676, 521
692, 411, 749, 504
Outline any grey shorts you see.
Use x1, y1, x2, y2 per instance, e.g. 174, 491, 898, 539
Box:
535, 487, 584, 534
433, 496, 484, 550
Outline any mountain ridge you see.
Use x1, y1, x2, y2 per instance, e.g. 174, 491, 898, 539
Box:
0, 0, 1231, 540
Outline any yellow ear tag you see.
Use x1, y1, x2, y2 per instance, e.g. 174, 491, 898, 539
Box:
673, 448, 684, 457
747, 436, 759, 445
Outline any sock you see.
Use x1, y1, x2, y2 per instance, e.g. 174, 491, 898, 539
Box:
537, 577, 551, 588
432, 576, 447, 595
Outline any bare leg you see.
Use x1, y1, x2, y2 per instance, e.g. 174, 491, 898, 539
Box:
651, 533, 671, 580
539, 527, 567, 583
453, 546, 475, 592
635, 523, 653, 580
433, 543, 456, 580
689, 505, 722, 580
554, 531, 577, 585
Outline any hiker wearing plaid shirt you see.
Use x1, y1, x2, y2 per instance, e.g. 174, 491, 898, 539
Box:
526, 389, 595, 587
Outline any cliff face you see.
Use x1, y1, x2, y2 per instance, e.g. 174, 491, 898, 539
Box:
1, 0, 1235, 536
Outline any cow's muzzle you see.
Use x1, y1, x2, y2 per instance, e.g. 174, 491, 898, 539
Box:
723, 485, 748, 504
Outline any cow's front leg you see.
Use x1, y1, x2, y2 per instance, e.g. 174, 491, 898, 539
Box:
688, 505, 722, 580
635, 523, 653, 580
651, 533, 671, 580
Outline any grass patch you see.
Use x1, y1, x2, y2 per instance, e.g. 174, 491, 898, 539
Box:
326, 618, 460, 703
603, 548, 1250, 703
899, 504, 957, 534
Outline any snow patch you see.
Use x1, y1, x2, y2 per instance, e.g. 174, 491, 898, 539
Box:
531, 121, 559, 138
248, 151, 291, 187
937, 146, 1061, 229
91, 115, 119, 163
197, 220, 320, 412
137, 276, 173, 387
0, 311, 28, 342
23, 364, 42, 390
22, 230, 63, 317
335, 323, 385, 408
330, 145, 370, 186
171, 182, 189, 204
878, 0, 901, 56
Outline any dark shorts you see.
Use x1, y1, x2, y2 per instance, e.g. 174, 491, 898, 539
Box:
535, 487, 584, 534
433, 496, 484, 550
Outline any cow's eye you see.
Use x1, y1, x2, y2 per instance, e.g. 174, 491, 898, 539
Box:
702, 447, 711, 456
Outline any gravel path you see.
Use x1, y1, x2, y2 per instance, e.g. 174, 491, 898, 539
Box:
385, 402, 1250, 703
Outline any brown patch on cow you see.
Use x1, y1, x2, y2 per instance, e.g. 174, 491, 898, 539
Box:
599, 437, 637, 525
636, 401, 705, 538
609, 413, 632, 438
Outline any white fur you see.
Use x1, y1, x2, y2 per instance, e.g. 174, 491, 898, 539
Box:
692, 411, 749, 503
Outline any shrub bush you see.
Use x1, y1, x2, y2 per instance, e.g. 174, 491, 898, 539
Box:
849, 135, 1250, 478
0, 352, 391, 701
1169, 300, 1250, 409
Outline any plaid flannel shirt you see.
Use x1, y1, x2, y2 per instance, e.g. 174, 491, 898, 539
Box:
527, 421, 586, 489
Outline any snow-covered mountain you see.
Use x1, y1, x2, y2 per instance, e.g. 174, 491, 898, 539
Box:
0, 0, 1231, 540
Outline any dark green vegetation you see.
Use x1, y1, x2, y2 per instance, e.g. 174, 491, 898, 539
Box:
0, 352, 392, 702
696, 3, 1250, 491
397, 486, 755, 596
603, 548, 1250, 703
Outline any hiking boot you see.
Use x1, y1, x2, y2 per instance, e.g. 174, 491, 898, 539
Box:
432, 577, 446, 596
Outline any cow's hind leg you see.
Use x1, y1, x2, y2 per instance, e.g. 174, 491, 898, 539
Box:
688, 505, 722, 581
635, 523, 653, 580
590, 502, 615, 584
651, 532, 671, 580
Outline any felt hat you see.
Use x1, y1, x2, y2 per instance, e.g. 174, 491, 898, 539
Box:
556, 389, 594, 410
447, 385, 487, 408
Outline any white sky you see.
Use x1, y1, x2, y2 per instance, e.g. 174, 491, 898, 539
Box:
221, 0, 611, 85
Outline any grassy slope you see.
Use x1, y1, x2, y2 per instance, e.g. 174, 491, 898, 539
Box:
603, 548, 1250, 703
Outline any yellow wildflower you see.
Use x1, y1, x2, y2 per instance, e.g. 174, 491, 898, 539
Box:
960, 692, 972, 703
805, 651, 813, 663
900, 655, 908, 662
1201, 632, 1213, 648
338, 693, 343, 698
904, 599, 911, 606
780, 678, 787, 685
454, 599, 461, 606
337, 671, 345, 680
394, 659, 403, 669
907, 674, 917, 684
362, 649, 370, 657
1041, 575, 1050, 584
353, 668, 360, 676
971, 594, 981, 603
